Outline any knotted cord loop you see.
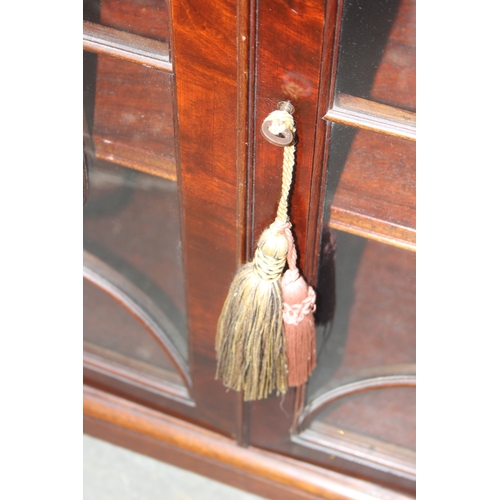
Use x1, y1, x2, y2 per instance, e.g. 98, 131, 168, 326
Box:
270, 219, 291, 234
266, 109, 295, 137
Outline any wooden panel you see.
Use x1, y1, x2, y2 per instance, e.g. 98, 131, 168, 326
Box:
329, 128, 416, 250
170, 0, 244, 436
84, 385, 416, 500
91, 54, 177, 180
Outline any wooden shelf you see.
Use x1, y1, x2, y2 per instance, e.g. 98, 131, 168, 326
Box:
90, 52, 177, 181
83, 21, 172, 72
325, 94, 415, 141
329, 129, 415, 251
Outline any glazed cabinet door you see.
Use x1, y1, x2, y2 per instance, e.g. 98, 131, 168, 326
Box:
245, 0, 415, 496
83, 0, 245, 437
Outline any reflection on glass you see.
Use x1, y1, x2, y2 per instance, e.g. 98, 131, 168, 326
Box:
84, 52, 176, 179
83, 13, 183, 387
84, 159, 186, 336
308, 114, 415, 466
307, 228, 415, 470
335, 0, 415, 111
84, 279, 183, 387
310, 387, 416, 462
325, 123, 416, 249
311, 232, 415, 399
84, 0, 170, 43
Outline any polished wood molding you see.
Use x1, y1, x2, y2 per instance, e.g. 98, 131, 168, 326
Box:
305, 0, 340, 285
83, 250, 192, 394
84, 385, 415, 500
234, 0, 253, 448
324, 95, 416, 141
83, 21, 173, 73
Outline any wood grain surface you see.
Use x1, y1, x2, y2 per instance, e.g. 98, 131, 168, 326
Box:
170, 0, 245, 437
248, 0, 336, 455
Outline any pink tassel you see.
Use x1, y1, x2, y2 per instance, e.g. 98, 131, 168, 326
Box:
281, 227, 317, 387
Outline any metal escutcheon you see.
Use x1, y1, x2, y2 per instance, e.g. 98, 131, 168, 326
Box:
260, 101, 295, 147
260, 121, 295, 147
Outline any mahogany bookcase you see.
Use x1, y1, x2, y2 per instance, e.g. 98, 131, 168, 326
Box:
83, 0, 416, 497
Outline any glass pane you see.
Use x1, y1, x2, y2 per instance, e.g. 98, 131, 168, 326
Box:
84, 51, 176, 180
335, 0, 415, 112
84, 279, 183, 387
311, 232, 415, 399
306, 114, 416, 470
310, 387, 416, 462
84, 0, 170, 44
83, 159, 187, 360
325, 123, 415, 249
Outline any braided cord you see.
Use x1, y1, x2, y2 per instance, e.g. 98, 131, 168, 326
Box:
264, 109, 296, 225
262, 108, 298, 271
276, 144, 295, 223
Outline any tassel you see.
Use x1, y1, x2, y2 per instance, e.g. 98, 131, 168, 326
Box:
215, 101, 316, 400
215, 222, 289, 401
281, 227, 317, 387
